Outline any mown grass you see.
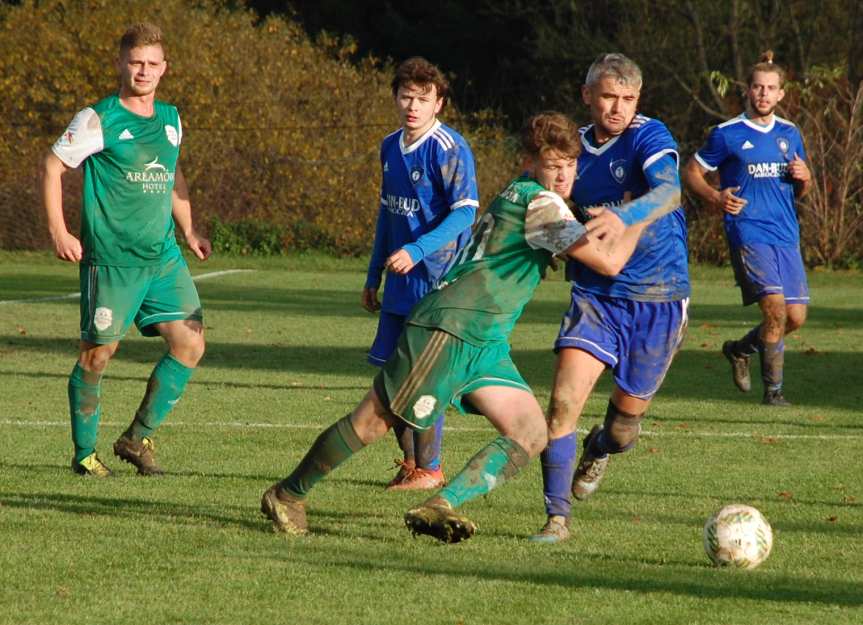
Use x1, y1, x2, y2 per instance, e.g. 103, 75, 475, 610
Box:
1, 252, 861, 625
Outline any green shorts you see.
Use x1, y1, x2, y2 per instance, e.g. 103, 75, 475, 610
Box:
79, 253, 202, 344
374, 325, 531, 431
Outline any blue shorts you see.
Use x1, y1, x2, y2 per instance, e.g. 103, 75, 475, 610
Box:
368, 311, 407, 366
555, 287, 688, 399
729, 243, 810, 307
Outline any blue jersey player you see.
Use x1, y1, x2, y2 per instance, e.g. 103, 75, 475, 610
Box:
531, 53, 690, 543
684, 52, 812, 406
362, 57, 479, 490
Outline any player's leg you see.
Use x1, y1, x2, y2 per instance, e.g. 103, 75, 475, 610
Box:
572, 297, 688, 498
113, 254, 205, 473
70, 264, 145, 476
530, 348, 605, 543
531, 287, 614, 542
406, 384, 546, 543
262, 386, 397, 534
368, 312, 422, 486
69, 340, 119, 476
724, 243, 790, 403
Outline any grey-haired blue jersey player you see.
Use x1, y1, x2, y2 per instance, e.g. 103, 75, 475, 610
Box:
531, 53, 690, 543
684, 51, 811, 407
362, 57, 479, 491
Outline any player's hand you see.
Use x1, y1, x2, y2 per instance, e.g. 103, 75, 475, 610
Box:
787, 154, 811, 183
52, 230, 83, 263
585, 207, 626, 245
716, 186, 747, 215
385, 248, 416, 275
185, 231, 212, 260
361, 287, 381, 313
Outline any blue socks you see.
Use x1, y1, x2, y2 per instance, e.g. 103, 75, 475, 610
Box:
540, 432, 578, 517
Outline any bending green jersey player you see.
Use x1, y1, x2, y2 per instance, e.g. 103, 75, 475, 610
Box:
260, 112, 676, 542
40, 23, 211, 477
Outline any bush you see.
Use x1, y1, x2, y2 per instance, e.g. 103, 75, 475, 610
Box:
0, 0, 517, 256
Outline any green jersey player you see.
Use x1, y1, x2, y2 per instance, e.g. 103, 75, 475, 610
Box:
260, 112, 675, 542
40, 23, 211, 477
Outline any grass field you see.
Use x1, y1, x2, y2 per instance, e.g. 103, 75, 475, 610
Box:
1, 251, 861, 625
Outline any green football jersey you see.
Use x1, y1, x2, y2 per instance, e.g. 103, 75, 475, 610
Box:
53, 95, 183, 266
407, 176, 587, 346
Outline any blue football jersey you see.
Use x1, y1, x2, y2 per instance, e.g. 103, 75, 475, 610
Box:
368, 121, 479, 315
694, 114, 807, 248
566, 115, 690, 301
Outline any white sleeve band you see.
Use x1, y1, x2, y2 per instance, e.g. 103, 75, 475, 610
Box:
694, 152, 717, 172
642, 148, 679, 172
177, 113, 183, 145
51, 108, 104, 169
524, 191, 587, 253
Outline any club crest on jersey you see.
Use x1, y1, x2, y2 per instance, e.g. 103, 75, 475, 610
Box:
413, 395, 437, 420
165, 125, 179, 147
776, 137, 790, 155
410, 166, 424, 183
93, 307, 113, 332
609, 159, 627, 184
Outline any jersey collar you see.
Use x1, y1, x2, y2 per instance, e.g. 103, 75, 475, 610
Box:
742, 113, 776, 134
579, 125, 621, 156
400, 119, 441, 155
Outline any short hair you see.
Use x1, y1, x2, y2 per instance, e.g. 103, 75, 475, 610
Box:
521, 112, 581, 160
391, 57, 450, 110
585, 52, 643, 90
119, 23, 164, 54
747, 50, 786, 86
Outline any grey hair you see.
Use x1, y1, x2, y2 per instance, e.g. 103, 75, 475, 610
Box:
585, 53, 643, 90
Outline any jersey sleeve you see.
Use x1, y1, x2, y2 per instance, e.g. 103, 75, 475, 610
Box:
438, 139, 480, 212
525, 191, 587, 254
693, 126, 728, 172
792, 127, 807, 161
52, 107, 104, 168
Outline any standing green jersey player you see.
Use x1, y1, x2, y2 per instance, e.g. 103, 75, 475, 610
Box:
260, 112, 668, 542
40, 23, 211, 477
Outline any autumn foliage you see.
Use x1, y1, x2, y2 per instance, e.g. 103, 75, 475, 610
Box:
0, 0, 517, 255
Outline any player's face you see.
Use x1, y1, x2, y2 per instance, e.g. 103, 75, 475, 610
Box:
582, 77, 640, 141
529, 150, 578, 197
747, 70, 784, 119
395, 82, 443, 135
117, 45, 166, 98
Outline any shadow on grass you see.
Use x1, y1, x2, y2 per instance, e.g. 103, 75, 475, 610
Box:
3, 331, 862, 411
0, 491, 263, 532
256, 539, 863, 608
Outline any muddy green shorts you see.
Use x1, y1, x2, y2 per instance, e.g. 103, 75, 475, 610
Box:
79, 253, 202, 344
373, 325, 531, 430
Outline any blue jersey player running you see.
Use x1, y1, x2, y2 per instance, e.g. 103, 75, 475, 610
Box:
531, 53, 690, 543
362, 57, 479, 490
684, 52, 812, 406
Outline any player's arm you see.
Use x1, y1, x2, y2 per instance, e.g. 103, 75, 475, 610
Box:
40, 152, 82, 262
172, 164, 211, 260
683, 158, 747, 216
787, 153, 812, 198
363, 203, 388, 312
565, 220, 648, 277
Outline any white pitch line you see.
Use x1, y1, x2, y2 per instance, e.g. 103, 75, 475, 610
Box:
0, 269, 255, 305
0, 419, 859, 440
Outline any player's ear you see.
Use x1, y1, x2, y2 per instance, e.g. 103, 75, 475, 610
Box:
434, 96, 443, 115
776, 87, 785, 103
581, 84, 592, 106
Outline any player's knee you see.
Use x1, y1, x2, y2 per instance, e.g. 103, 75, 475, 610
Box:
602, 401, 643, 454
786, 307, 807, 333
546, 392, 580, 435
79, 343, 118, 373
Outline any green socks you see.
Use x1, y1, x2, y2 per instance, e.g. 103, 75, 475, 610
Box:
280, 415, 366, 498
68, 363, 103, 462
437, 436, 530, 508
126, 353, 194, 441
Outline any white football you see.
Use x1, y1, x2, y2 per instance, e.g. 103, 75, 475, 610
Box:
703, 504, 773, 569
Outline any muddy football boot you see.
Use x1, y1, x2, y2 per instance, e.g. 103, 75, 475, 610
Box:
113, 436, 164, 476
722, 340, 752, 393
260, 484, 308, 535
71, 452, 112, 477
571, 425, 609, 501
404, 502, 476, 544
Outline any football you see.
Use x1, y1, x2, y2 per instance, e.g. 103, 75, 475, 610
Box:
703, 504, 773, 569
